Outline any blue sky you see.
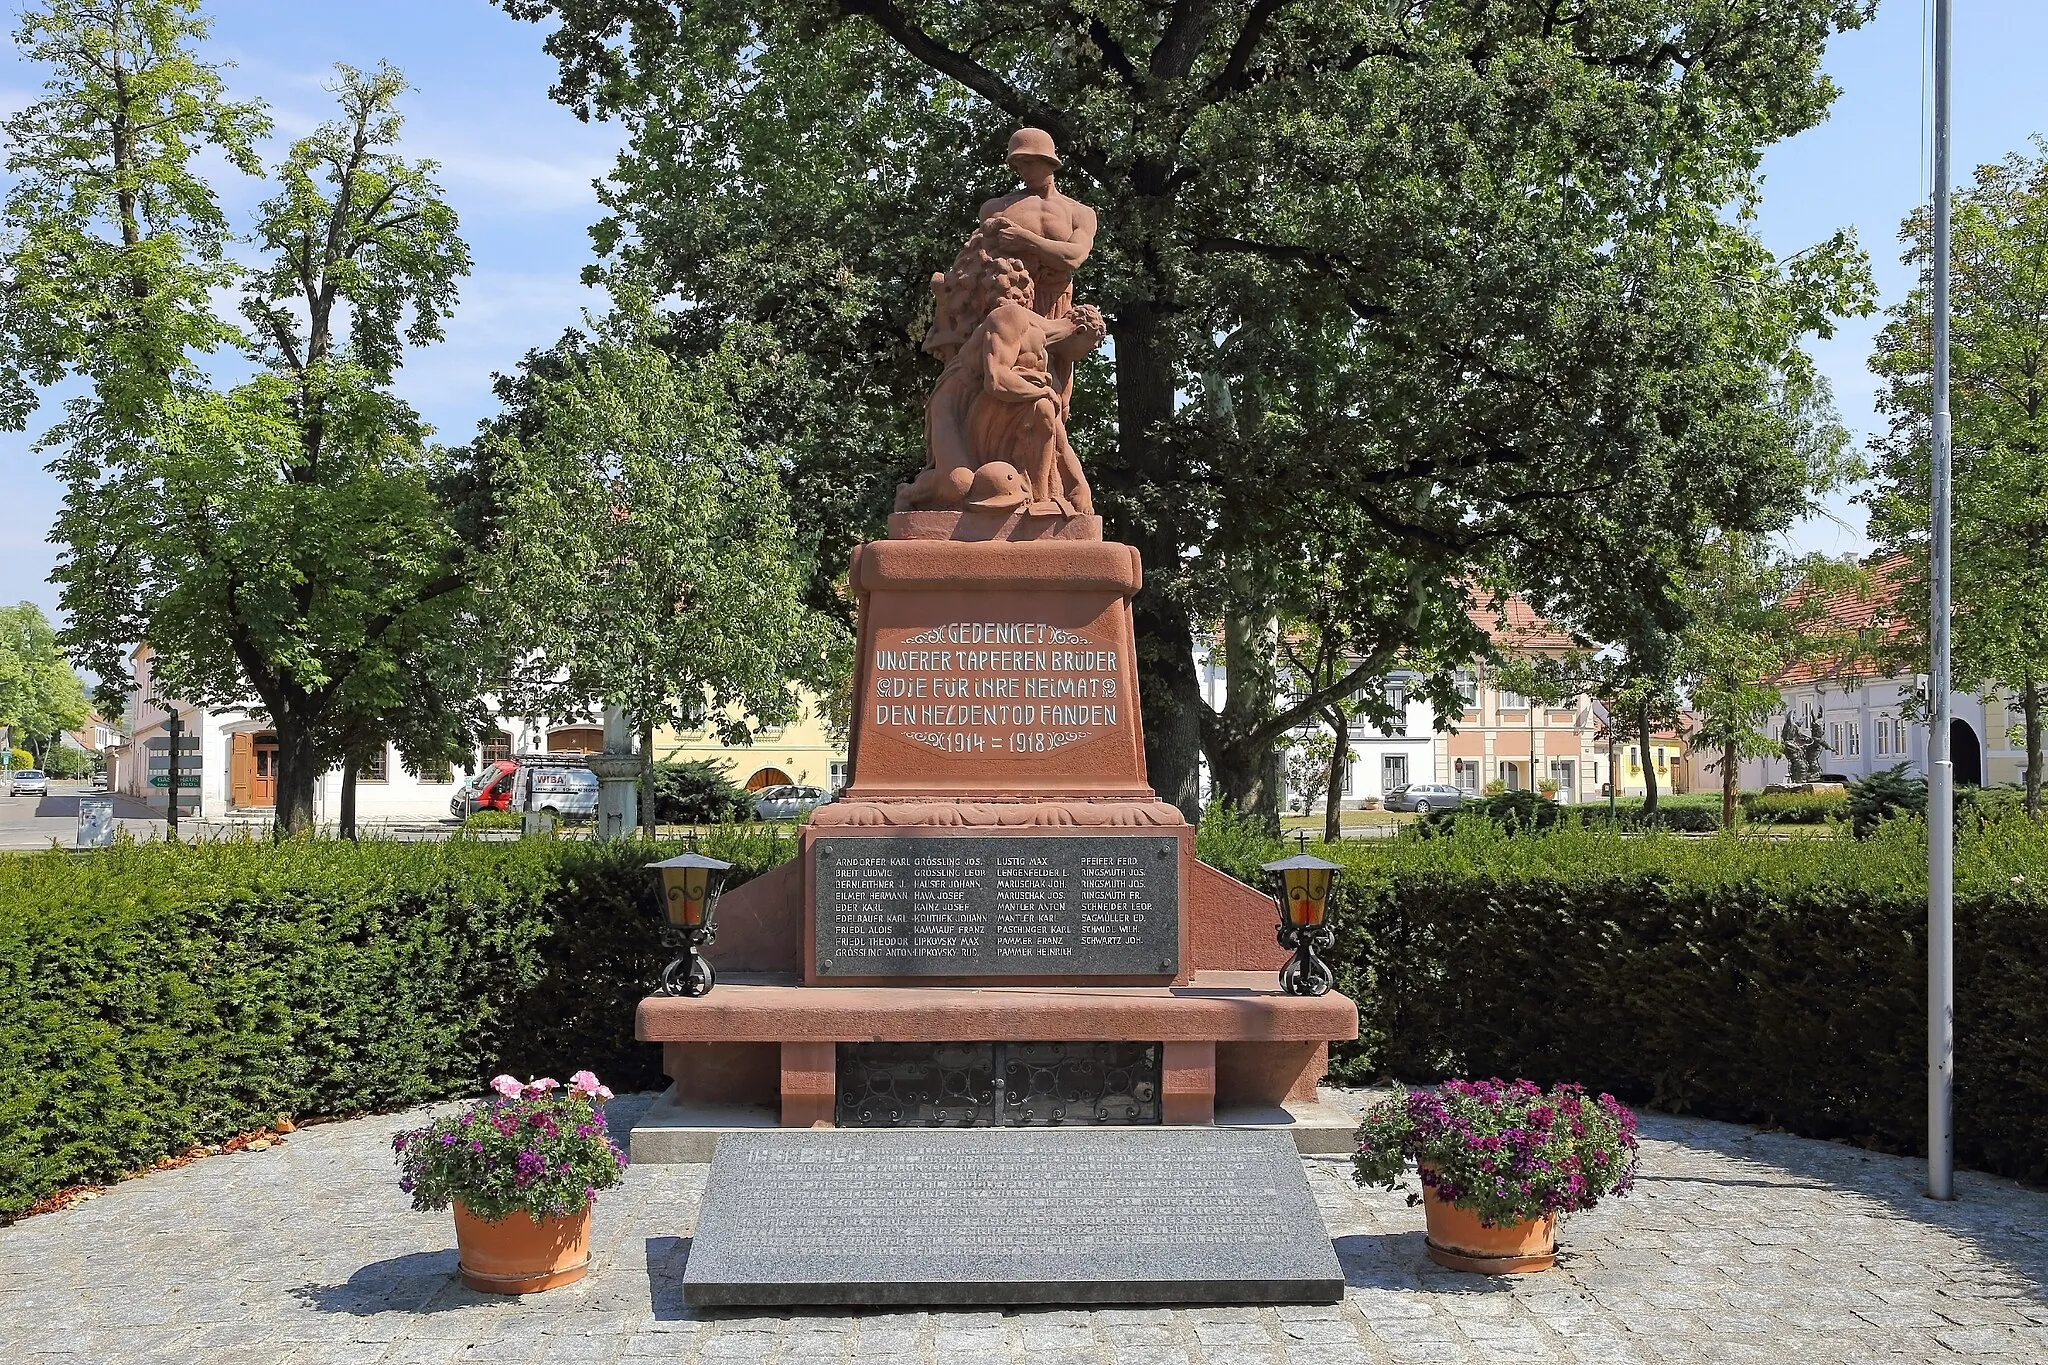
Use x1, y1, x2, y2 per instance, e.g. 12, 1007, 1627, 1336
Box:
0, 1, 2043, 625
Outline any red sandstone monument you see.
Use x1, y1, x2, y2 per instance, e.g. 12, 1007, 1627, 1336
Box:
632, 131, 1358, 1158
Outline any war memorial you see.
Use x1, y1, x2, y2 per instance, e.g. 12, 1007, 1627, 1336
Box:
629, 130, 1358, 1307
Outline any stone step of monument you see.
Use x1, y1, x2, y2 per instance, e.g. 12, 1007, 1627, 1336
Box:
627, 1085, 1358, 1164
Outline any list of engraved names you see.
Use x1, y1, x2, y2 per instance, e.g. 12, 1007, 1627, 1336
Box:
814, 835, 1178, 977
871, 620, 1121, 755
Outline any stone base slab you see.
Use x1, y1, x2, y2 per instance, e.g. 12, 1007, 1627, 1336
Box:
629, 1086, 1361, 1165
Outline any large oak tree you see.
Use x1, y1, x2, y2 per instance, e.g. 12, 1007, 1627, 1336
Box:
501, 0, 1874, 820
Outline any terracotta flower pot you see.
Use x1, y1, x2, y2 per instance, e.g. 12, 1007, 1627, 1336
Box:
452, 1202, 592, 1293
1418, 1169, 1556, 1274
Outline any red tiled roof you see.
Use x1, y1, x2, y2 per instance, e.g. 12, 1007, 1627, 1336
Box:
1466, 594, 1580, 653
1775, 554, 1908, 686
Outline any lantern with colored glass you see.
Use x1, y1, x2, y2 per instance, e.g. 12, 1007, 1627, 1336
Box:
647, 853, 732, 997
1260, 854, 1341, 997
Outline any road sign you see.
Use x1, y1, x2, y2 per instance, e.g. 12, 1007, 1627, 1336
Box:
148, 775, 201, 789
78, 799, 116, 848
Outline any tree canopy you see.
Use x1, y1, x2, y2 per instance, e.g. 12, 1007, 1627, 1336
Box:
502, 0, 1878, 818
3, 8, 492, 834
1867, 140, 2048, 812
0, 602, 90, 758
482, 302, 838, 744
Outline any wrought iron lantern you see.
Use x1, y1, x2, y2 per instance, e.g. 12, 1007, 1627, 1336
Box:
1261, 854, 1341, 997
647, 853, 733, 997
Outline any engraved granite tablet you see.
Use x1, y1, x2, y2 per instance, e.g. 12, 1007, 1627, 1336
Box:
813, 834, 1179, 977
682, 1129, 1343, 1306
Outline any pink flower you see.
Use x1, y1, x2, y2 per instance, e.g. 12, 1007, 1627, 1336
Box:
595, 1086, 613, 1101
569, 1070, 603, 1095
527, 1077, 561, 1095
489, 1075, 523, 1099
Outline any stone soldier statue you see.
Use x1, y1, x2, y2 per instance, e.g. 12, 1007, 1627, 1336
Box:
902, 129, 1107, 517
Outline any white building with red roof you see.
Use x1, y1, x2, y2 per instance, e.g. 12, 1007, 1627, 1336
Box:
1738, 556, 2017, 789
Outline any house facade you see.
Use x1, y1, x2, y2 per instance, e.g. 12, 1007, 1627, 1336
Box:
1192, 595, 1639, 809
650, 686, 849, 793
1736, 557, 2020, 791
115, 646, 552, 826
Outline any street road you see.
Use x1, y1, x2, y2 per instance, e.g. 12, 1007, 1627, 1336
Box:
0, 779, 165, 850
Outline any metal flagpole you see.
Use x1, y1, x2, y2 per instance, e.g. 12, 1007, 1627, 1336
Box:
1926, 0, 1956, 1202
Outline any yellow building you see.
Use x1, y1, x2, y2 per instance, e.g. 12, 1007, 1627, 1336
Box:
650, 686, 848, 793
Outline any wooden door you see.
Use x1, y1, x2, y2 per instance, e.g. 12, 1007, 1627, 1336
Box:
230, 733, 254, 807
251, 735, 278, 806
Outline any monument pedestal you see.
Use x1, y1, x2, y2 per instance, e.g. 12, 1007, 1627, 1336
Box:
631, 526, 1358, 1156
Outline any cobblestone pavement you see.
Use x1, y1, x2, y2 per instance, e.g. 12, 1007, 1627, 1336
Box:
2, 1092, 2043, 1364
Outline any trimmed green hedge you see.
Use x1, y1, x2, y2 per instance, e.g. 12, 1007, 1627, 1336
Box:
8, 813, 2046, 1216
1199, 810, 2048, 1183
1739, 788, 1848, 825
0, 828, 794, 1219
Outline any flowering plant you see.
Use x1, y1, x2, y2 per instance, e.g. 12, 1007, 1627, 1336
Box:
393, 1071, 626, 1221
1353, 1079, 1639, 1227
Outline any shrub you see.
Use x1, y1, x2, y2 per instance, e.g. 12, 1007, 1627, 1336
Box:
651, 761, 754, 824
462, 810, 523, 831
0, 831, 789, 1220
42, 747, 97, 780
4, 749, 31, 771
1740, 788, 1848, 825
1849, 763, 1926, 837
1420, 791, 1720, 836
1198, 814, 2048, 1184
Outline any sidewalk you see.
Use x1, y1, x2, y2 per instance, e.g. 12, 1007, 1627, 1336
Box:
2, 1091, 2042, 1363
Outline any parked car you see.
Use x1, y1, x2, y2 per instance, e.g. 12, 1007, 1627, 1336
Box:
1383, 782, 1464, 815
753, 784, 830, 821
89, 771, 108, 792
8, 769, 48, 797
452, 758, 600, 821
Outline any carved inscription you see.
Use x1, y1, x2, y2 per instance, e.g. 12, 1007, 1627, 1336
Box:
683, 1129, 1347, 1306
871, 620, 1121, 755
814, 835, 1177, 977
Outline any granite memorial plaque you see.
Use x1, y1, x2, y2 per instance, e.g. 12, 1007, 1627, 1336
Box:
813, 834, 1178, 977
683, 1128, 1343, 1306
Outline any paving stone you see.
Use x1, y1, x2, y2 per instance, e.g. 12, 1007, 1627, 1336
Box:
3, 1092, 2045, 1364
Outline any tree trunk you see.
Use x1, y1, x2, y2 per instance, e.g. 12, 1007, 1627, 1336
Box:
1210, 605, 1283, 828
2025, 677, 2043, 818
1322, 706, 1349, 845
1108, 300, 1203, 823
640, 718, 657, 838
338, 757, 359, 841
1721, 738, 1739, 831
1637, 697, 1659, 814
272, 720, 322, 837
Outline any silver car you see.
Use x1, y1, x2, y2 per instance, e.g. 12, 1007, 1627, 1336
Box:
1383, 782, 1464, 815
9, 769, 49, 797
753, 784, 829, 821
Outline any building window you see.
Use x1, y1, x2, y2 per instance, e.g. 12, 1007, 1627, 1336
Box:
360, 745, 389, 783
1499, 690, 1528, 711
415, 758, 453, 783
1893, 716, 1908, 753
1875, 717, 1891, 756
480, 729, 513, 766
829, 761, 849, 791
1384, 682, 1408, 736
1829, 722, 1842, 754
1455, 669, 1478, 708
1846, 721, 1861, 757
1381, 754, 1407, 792
1454, 759, 1479, 793
1654, 748, 1667, 773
